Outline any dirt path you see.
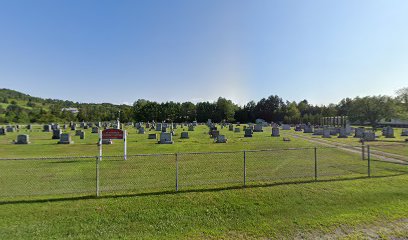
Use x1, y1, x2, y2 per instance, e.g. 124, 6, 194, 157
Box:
287, 133, 408, 165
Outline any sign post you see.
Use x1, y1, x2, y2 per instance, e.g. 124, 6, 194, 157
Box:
101, 128, 127, 160
99, 130, 103, 161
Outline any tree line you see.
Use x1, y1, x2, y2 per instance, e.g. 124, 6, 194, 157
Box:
1, 87, 407, 128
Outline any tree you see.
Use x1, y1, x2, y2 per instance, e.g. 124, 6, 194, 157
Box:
336, 98, 353, 116
396, 87, 408, 110
349, 96, 396, 128
180, 102, 196, 121
285, 102, 301, 123
215, 97, 237, 122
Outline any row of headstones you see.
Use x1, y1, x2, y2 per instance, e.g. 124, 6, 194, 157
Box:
12, 132, 76, 144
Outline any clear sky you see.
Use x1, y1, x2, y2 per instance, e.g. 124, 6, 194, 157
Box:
0, 0, 407, 106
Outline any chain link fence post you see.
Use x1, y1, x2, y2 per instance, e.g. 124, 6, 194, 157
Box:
314, 147, 317, 181
96, 156, 100, 197
175, 153, 179, 192
361, 142, 365, 160
367, 145, 371, 177
243, 150, 247, 187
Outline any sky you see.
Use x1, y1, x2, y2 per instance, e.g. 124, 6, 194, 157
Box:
0, 0, 407, 106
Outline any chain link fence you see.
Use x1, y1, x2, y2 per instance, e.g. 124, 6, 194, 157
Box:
1, 144, 407, 200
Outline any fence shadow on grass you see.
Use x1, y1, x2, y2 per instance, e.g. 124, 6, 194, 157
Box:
1, 173, 406, 206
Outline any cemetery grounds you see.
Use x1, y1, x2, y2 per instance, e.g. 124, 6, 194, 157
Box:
0, 124, 408, 239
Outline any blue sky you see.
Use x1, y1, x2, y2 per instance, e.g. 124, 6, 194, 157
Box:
0, 0, 407, 106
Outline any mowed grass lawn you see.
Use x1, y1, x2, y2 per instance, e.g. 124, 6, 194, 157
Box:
0, 124, 316, 158
1, 175, 408, 239
1, 124, 408, 238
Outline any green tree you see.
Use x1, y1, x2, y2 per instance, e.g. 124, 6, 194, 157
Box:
349, 96, 396, 128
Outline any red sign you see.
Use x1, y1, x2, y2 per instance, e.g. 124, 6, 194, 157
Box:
102, 129, 124, 139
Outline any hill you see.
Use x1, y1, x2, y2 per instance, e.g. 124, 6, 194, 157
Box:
0, 89, 131, 124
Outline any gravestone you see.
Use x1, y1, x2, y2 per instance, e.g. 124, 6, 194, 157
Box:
27, 124, 32, 130
363, 131, 376, 141
148, 133, 157, 139
16, 134, 30, 144
138, 127, 145, 134
244, 128, 253, 137
162, 127, 167, 132
322, 129, 331, 138
313, 129, 324, 135
254, 125, 263, 132
58, 133, 73, 144
215, 135, 227, 143
282, 124, 291, 130
229, 125, 233, 131
63, 124, 67, 130
345, 124, 352, 135
92, 127, 99, 133
156, 123, 162, 131
271, 127, 280, 137
303, 125, 313, 133
0, 127, 5, 135
75, 130, 82, 136
180, 132, 189, 139
71, 124, 77, 131
338, 128, 348, 138
173, 123, 177, 129
79, 131, 85, 139
210, 130, 220, 138
234, 128, 241, 133
43, 125, 51, 132
101, 139, 113, 145
383, 126, 395, 138
354, 128, 365, 138
294, 125, 302, 131
158, 132, 173, 144
6, 126, 15, 132
52, 129, 62, 139
330, 128, 338, 136
401, 129, 408, 136
188, 125, 195, 131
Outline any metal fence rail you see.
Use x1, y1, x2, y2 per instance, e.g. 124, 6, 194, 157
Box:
0, 145, 407, 200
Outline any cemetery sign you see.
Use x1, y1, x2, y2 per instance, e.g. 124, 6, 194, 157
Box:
102, 129, 124, 139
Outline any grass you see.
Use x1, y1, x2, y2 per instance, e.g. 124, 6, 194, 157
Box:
0, 124, 407, 238
1, 175, 407, 239
0, 125, 316, 158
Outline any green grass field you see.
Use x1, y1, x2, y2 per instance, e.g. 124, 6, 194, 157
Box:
0, 124, 407, 239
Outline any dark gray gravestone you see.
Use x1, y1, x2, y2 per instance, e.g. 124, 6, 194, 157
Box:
59, 133, 73, 144
215, 135, 227, 143
271, 127, 280, 137
158, 132, 173, 144
16, 134, 30, 144
52, 129, 62, 139
180, 132, 189, 139
244, 128, 253, 137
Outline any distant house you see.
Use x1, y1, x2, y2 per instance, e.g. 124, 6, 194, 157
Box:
61, 108, 79, 114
